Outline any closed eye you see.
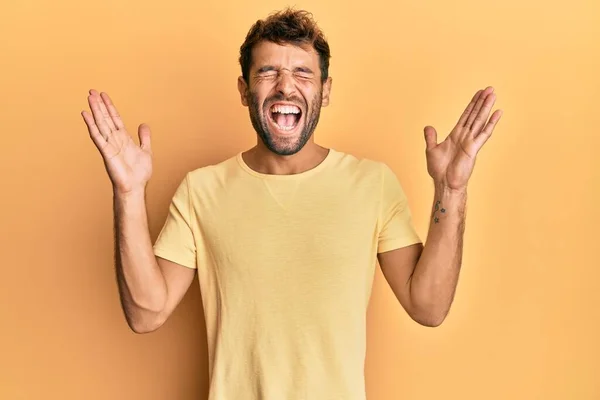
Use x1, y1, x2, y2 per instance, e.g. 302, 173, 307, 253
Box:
255, 71, 278, 82
294, 67, 314, 79
255, 66, 278, 79
254, 66, 315, 81
294, 72, 313, 79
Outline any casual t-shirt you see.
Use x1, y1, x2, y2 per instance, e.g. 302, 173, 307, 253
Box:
153, 148, 422, 400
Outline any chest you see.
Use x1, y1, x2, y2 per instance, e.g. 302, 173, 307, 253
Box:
193, 177, 382, 313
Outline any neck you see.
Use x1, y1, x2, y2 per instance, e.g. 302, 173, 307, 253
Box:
242, 141, 330, 175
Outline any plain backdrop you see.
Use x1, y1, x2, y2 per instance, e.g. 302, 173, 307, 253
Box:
1, 0, 599, 399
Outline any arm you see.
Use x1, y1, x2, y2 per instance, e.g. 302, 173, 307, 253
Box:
378, 86, 502, 327
82, 89, 195, 334
378, 186, 466, 327
114, 190, 195, 334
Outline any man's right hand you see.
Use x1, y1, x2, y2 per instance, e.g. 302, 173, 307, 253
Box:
81, 89, 153, 195
81, 89, 196, 333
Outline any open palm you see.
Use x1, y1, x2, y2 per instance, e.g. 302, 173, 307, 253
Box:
424, 86, 503, 191
82, 90, 153, 194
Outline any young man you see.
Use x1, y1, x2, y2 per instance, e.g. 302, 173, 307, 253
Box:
81, 8, 502, 400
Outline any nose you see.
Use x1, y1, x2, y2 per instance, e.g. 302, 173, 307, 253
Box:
275, 70, 296, 97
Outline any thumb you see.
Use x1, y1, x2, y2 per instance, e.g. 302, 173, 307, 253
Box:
424, 126, 437, 151
138, 123, 152, 153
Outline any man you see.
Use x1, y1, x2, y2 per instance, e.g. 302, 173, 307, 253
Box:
81, 8, 502, 400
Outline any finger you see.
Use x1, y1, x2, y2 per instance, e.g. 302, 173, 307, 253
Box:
89, 90, 116, 132
81, 110, 107, 151
138, 123, 152, 153
97, 94, 117, 132
87, 93, 112, 140
473, 109, 503, 149
424, 126, 437, 151
465, 86, 494, 130
470, 92, 496, 134
100, 92, 125, 130
457, 89, 483, 128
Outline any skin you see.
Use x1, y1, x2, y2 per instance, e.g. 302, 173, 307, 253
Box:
81, 39, 502, 332
378, 87, 503, 327
237, 40, 332, 175
82, 90, 195, 333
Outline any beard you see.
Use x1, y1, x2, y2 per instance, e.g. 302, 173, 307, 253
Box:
248, 90, 323, 156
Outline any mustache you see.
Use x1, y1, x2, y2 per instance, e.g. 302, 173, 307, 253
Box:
264, 93, 305, 109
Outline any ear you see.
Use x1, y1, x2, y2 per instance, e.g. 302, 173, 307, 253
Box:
321, 76, 332, 107
237, 76, 249, 107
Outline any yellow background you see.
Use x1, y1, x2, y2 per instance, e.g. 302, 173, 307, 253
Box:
1, 0, 598, 399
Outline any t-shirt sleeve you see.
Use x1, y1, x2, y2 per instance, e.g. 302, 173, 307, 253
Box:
377, 163, 422, 253
153, 173, 197, 269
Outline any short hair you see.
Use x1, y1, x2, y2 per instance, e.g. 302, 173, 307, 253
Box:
238, 8, 331, 84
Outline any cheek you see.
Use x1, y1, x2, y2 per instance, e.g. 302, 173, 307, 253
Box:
305, 91, 323, 111
252, 86, 275, 106
249, 90, 264, 108
300, 82, 321, 103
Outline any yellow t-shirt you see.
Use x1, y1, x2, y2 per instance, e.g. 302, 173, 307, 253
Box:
153, 148, 421, 400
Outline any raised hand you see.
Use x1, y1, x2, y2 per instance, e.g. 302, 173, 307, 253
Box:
424, 86, 503, 192
82, 90, 153, 195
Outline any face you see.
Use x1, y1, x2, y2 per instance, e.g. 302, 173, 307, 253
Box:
238, 41, 332, 156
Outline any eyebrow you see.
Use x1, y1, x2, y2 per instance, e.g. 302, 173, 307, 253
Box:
255, 65, 314, 74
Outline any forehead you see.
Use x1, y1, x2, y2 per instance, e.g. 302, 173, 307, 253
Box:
250, 40, 320, 71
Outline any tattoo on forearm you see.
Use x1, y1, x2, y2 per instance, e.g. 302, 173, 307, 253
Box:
433, 200, 446, 223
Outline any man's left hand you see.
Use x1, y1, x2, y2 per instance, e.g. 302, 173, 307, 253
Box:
424, 86, 503, 192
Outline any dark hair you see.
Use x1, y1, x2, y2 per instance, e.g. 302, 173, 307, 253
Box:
239, 8, 331, 84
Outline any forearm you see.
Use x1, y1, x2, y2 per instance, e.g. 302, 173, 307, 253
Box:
409, 184, 467, 324
113, 190, 168, 320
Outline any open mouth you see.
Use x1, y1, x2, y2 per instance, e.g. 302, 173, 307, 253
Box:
268, 104, 302, 133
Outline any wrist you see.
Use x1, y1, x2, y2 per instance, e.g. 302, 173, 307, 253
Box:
431, 183, 467, 221
433, 182, 467, 199
113, 188, 146, 205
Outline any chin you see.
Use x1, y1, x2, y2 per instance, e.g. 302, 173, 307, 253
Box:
264, 134, 306, 156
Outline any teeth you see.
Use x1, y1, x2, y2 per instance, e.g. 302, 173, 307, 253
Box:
271, 105, 300, 114
270, 104, 300, 132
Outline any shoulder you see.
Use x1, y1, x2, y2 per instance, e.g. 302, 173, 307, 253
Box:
184, 153, 239, 188
331, 149, 389, 180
